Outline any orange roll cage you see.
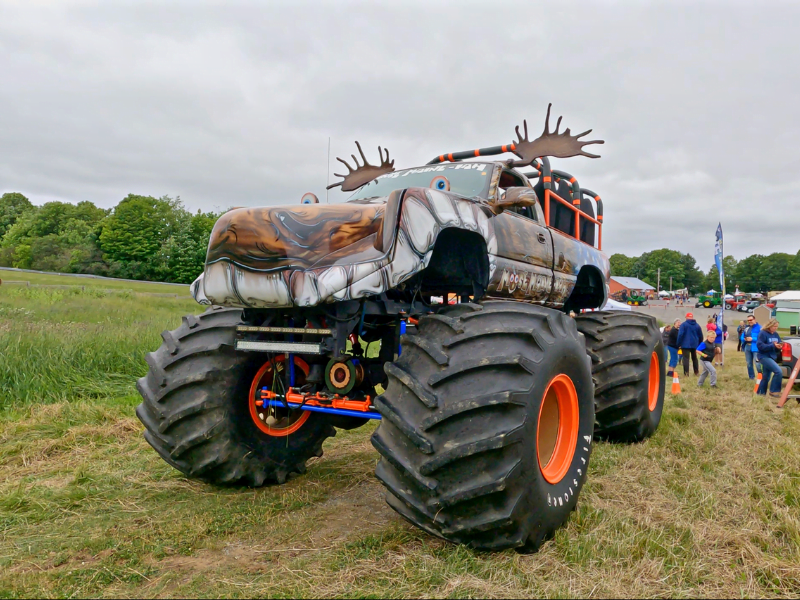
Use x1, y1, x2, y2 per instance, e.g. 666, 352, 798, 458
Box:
543, 188, 603, 251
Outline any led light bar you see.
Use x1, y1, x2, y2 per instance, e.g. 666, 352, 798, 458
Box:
236, 326, 333, 335
235, 340, 324, 354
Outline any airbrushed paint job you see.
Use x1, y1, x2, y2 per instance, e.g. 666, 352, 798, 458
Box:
196, 161, 609, 310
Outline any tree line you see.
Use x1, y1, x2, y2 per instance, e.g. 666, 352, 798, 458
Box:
2, 191, 800, 291
0, 192, 219, 284
610, 248, 800, 294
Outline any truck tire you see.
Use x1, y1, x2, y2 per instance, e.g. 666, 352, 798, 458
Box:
136, 306, 335, 486
371, 302, 594, 552
574, 311, 665, 442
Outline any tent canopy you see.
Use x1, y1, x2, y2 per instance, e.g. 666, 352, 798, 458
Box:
602, 298, 633, 311
770, 291, 800, 301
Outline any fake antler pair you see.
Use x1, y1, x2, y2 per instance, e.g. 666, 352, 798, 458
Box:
510, 103, 604, 166
326, 141, 395, 192
327, 104, 603, 191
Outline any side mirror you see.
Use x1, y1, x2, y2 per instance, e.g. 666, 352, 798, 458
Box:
488, 187, 539, 215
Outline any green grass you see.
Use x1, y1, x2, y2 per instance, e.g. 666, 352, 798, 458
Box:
0, 268, 190, 295
0, 286, 197, 412
2, 288, 800, 597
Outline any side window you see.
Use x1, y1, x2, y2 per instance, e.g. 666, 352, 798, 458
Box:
499, 169, 536, 220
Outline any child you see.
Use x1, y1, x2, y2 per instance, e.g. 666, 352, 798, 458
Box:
706, 316, 717, 332
697, 330, 719, 387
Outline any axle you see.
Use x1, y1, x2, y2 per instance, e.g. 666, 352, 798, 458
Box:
257, 387, 382, 420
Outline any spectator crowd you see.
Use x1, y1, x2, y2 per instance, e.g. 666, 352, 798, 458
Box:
661, 311, 785, 397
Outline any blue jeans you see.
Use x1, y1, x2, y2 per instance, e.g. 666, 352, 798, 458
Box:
757, 356, 782, 395
667, 346, 679, 369
745, 347, 755, 379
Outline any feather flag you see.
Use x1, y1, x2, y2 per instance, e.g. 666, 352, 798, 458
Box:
715, 223, 725, 360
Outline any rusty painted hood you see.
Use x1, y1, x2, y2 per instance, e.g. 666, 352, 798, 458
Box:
206, 202, 387, 272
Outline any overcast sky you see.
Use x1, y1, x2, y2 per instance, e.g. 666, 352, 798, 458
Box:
1, 1, 798, 268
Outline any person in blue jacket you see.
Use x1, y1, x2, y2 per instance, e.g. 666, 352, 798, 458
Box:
743, 314, 761, 380
677, 312, 704, 376
756, 318, 783, 397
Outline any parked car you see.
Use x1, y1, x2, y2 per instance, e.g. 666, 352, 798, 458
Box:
737, 300, 760, 313
725, 296, 747, 310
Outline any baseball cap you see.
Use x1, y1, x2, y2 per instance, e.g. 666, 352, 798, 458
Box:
686, 312, 694, 319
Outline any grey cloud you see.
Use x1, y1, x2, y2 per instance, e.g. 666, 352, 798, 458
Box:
1, 1, 798, 263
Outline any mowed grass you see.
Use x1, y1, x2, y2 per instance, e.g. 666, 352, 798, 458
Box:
2, 288, 800, 598
0, 268, 190, 295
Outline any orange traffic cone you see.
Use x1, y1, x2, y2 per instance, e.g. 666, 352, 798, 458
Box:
671, 372, 681, 394
753, 371, 762, 394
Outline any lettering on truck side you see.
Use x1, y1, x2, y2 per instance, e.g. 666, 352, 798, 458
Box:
496, 267, 551, 297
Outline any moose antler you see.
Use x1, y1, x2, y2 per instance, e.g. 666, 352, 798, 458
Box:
510, 103, 604, 166
326, 142, 395, 192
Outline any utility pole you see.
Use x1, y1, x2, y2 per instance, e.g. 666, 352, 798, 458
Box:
657, 268, 661, 295
669, 276, 673, 294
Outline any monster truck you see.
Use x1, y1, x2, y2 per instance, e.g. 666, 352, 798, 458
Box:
137, 105, 665, 552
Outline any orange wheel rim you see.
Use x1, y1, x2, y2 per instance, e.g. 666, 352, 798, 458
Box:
249, 354, 311, 437
537, 374, 580, 485
648, 351, 660, 411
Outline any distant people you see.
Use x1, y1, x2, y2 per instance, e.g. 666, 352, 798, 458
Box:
736, 320, 745, 352
756, 319, 783, 398
743, 315, 760, 380
666, 318, 681, 377
697, 330, 719, 388
677, 312, 704, 376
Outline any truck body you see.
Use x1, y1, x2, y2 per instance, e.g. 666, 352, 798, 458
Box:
191, 161, 609, 314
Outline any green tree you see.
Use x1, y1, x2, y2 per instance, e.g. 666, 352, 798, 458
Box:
0, 192, 34, 239
734, 254, 765, 292
153, 210, 220, 284
609, 253, 636, 277
790, 250, 800, 288
0, 201, 107, 270
98, 195, 187, 280
681, 254, 704, 294
635, 249, 686, 290
702, 256, 737, 294
759, 252, 794, 292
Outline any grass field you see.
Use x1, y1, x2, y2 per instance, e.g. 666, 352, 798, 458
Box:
2, 286, 800, 598
0, 268, 190, 295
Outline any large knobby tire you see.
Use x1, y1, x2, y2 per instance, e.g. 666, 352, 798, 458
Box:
371, 302, 595, 552
574, 311, 665, 442
136, 306, 335, 486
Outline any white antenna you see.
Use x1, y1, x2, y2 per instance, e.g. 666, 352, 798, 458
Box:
326, 137, 331, 203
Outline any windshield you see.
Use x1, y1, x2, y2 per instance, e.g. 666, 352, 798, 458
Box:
348, 163, 492, 201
